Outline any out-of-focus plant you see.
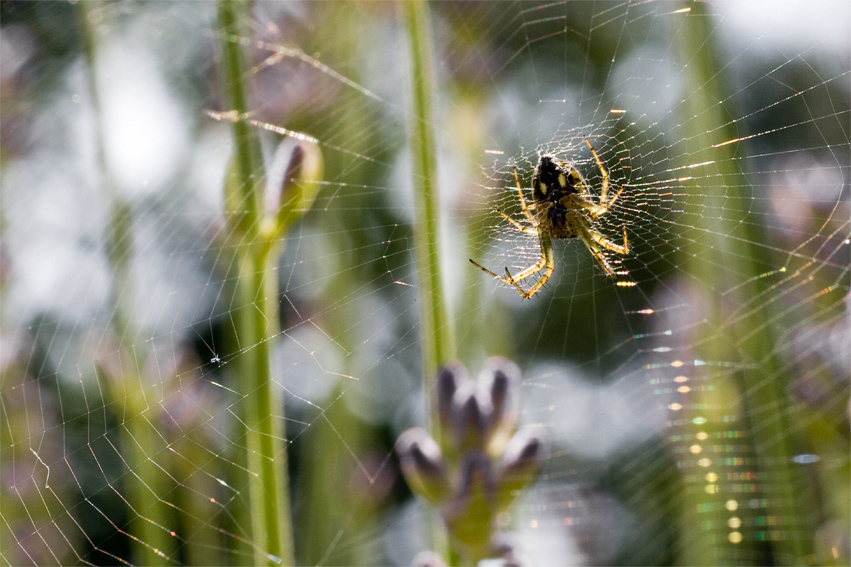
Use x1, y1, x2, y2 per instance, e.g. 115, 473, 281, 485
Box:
398, 4, 553, 564
673, 2, 808, 565
403, 0, 455, 387
217, 2, 323, 565
397, 358, 549, 565
401, 0, 457, 559
77, 1, 178, 562
94, 342, 198, 565
0, 336, 81, 565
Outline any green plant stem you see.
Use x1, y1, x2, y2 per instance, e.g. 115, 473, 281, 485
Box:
123, 402, 175, 566
218, 1, 294, 564
676, 2, 806, 564
235, 244, 294, 567
77, 4, 175, 564
402, 0, 455, 410
173, 434, 221, 567
218, 1, 263, 227
402, 1, 459, 563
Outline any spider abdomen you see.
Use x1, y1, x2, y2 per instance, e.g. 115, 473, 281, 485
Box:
544, 203, 578, 239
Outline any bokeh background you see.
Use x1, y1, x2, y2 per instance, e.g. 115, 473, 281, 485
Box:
1, 1, 848, 565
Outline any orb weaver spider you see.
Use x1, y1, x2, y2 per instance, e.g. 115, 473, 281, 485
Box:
470, 138, 629, 299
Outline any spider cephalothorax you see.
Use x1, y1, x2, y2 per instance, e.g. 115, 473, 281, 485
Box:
470, 138, 630, 299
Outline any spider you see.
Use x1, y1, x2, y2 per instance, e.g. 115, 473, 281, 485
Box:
470, 138, 629, 299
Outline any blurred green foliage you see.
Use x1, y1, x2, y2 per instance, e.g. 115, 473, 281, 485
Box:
1, 1, 847, 566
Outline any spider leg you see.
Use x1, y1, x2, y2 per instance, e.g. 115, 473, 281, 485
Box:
470, 255, 548, 296
591, 226, 629, 255
505, 263, 553, 299
568, 187, 626, 220
513, 166, 536, 224
569, 195, 606, 217
471, 233, 554, 299
584, 138, 608, 202
573, 217, 629, 276
598, 183, 626, 217
497, 209, 536, 233
584, 138, 627, 216
503, 233, 554, 299
469, 165, 546, 295
576, 229, 617, 277
504, 253, 547, 283
575, 215, 628, 254
470, 256, 545, 286
470, 259, 505, 281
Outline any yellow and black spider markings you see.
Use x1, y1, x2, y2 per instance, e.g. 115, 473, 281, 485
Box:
471, 138, 630, 299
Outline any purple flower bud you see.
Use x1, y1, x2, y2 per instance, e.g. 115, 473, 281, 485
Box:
267, 139, 321, 210
435, 362, 465, 420
502, 426, 548, 468
457, 451, 496, 503
451, 384, 493, 449
396, 428, 451, 503
480, 357, 521, 425
496, 426, 549, 510
443, 451, 497, 560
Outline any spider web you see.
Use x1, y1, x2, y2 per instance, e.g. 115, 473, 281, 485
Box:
1, 1, 848, 566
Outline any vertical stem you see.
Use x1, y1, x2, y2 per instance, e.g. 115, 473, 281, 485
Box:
403, 0, 455, 401
218, 0, 263, 228
676, 2, 807, 564
402, 0, 456, 562
123, 402, 175, 566
235, 245, 294, 567
217, 1, 294, 564
173, 435, 222, 567
77, 4, 175, 565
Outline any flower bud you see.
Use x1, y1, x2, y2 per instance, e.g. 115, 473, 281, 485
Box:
397, 359, 545, 565
434, 362, 465, 437
480, 357, 520, 426
456, 451, 496, 504
495, 426, 549, 511
266, 138, 323, 242
396, 428, 451, 504
445, 451, 495, 558
479, 357, 521, 453
451, 385, 493, 450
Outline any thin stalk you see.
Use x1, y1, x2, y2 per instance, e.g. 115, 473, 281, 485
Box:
172, 435, 221, 567
402, 0, 457, 562
218, 0, 263, 231
402, 0, 455, 406
217, 1, 294, 565
293, 6, 375, 564
676, 2, 806, 564
77, 4, 175, 564
122, 403, 175, 566
234, 244, 294, 567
